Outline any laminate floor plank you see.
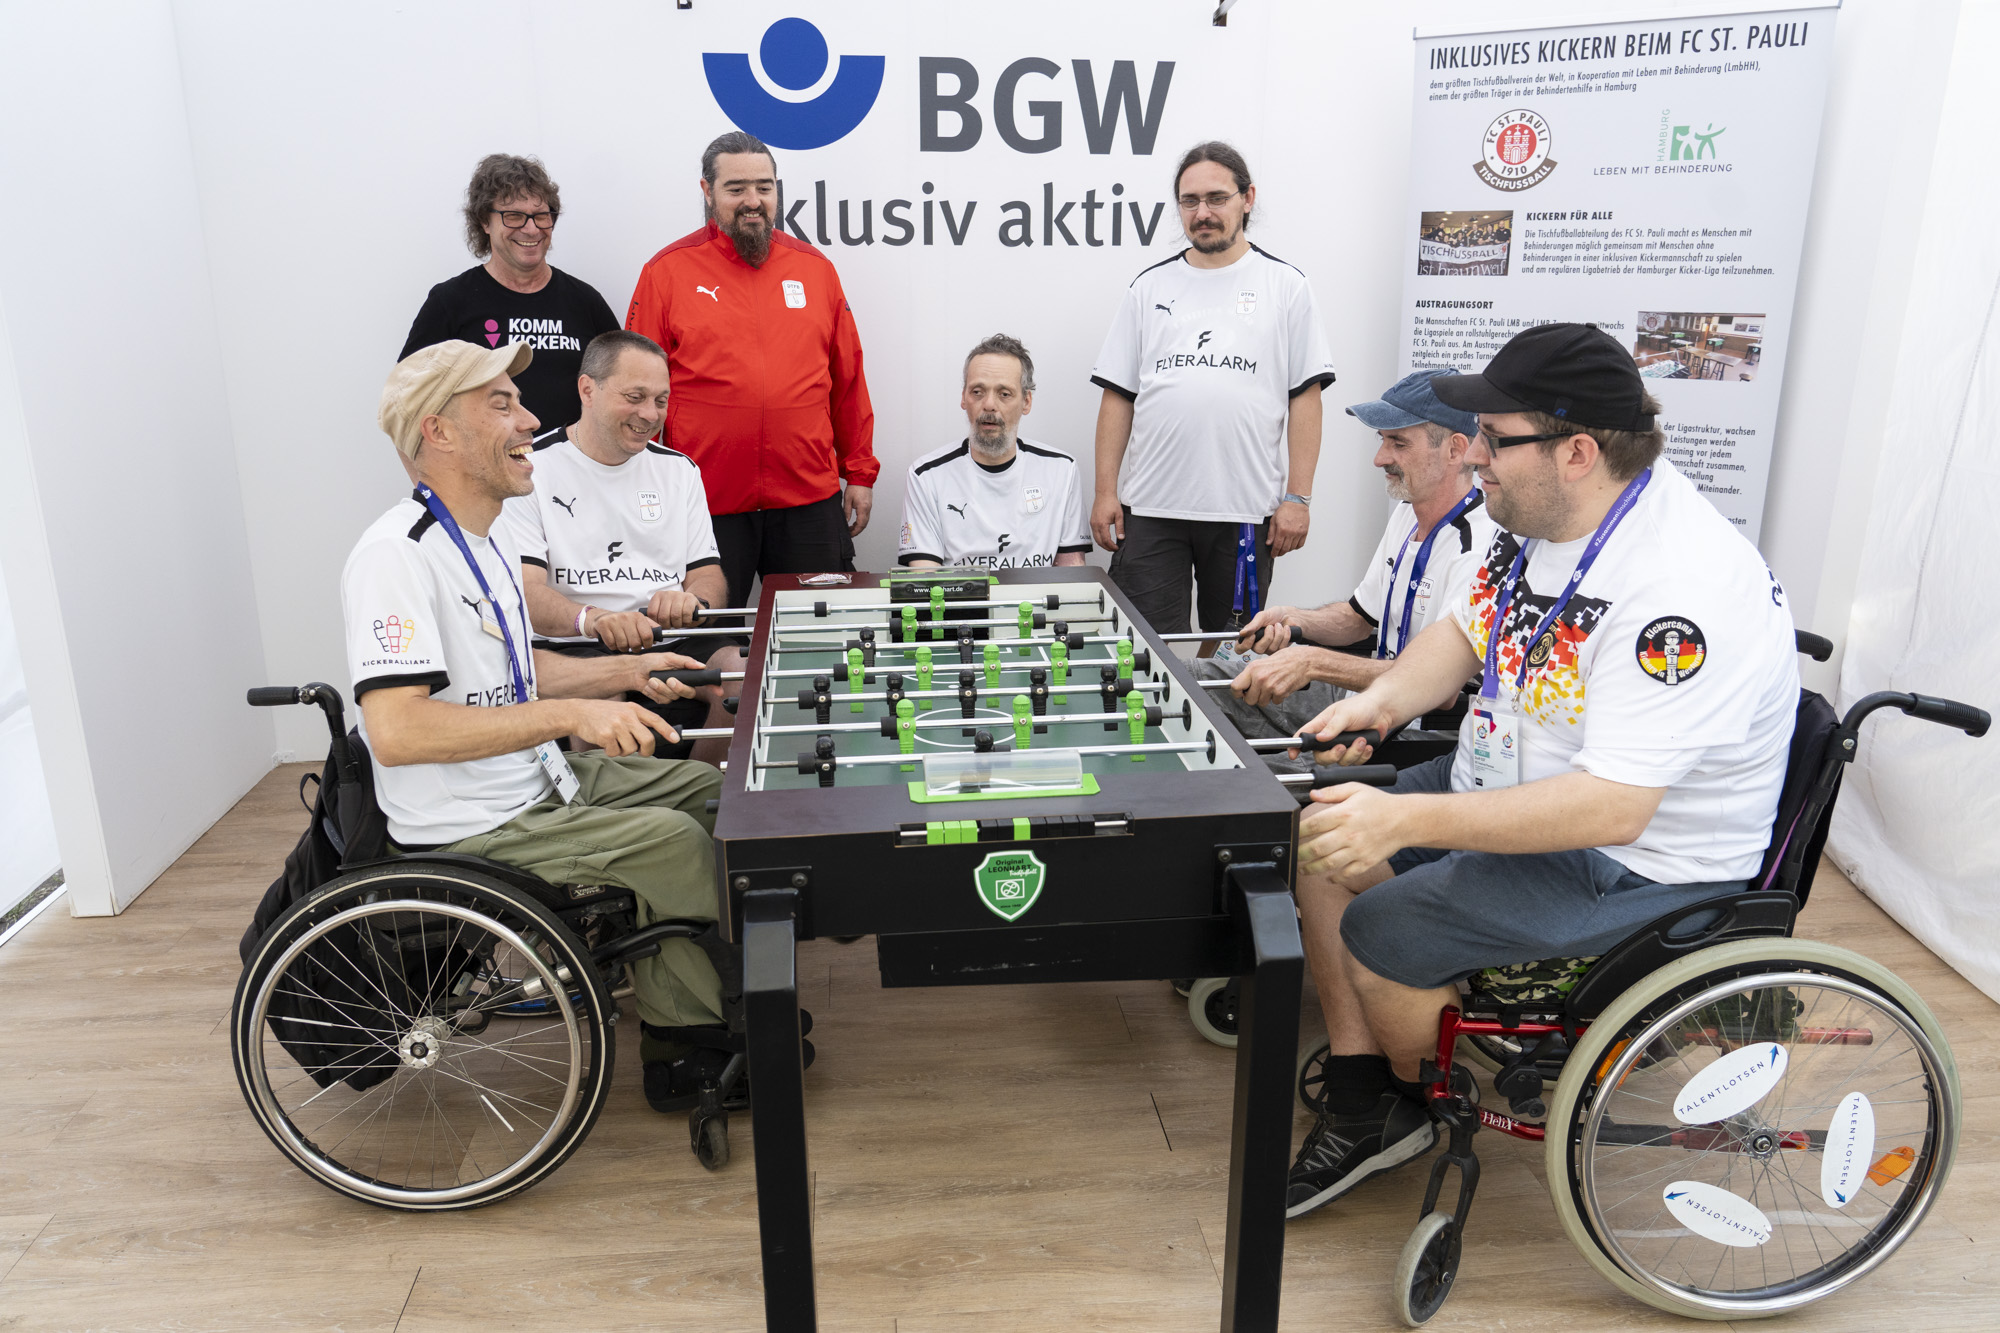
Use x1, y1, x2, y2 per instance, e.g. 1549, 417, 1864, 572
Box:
0, 763, 1991, 1330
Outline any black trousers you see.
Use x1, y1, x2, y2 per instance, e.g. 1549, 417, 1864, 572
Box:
1107, 507, 1275, 636
711, 491, 856, 611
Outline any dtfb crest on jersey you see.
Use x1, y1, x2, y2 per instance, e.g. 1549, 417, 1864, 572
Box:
638, 490, 662, 523
1022, 485, 1046, 514
783, 279, 807, 309
1236, 290, 1256, 315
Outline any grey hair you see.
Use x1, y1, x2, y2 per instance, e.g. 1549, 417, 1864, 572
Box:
702, 130, 776, 185
580, 330, 666, 382
963, 333, 1035, 393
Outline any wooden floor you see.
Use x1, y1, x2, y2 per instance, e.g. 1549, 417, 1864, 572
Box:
1, 765, 1994, 1332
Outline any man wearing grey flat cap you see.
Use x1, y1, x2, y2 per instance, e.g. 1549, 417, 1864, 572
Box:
343, 339, 798, 1115
1197, 368, 1494, 761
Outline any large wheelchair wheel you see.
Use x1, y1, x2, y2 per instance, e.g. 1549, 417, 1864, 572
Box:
1545, 938, 1959, 1319
232, 863, 617, 1210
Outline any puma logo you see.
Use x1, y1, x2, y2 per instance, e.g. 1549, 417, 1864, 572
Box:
1154, 301, 1174, 314
696, 285, 721, 302
460, 595, 482, 615
946, 502, 968, 519
551, 496, 576, 517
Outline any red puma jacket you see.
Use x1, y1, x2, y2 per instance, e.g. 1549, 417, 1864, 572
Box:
626, 223, 878, 516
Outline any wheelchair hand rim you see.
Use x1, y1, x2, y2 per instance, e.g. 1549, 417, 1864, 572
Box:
1573, 968, 1956, 1317
245, 897, 586, 1207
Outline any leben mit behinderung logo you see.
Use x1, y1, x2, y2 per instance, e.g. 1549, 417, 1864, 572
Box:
703, 17, 885, 150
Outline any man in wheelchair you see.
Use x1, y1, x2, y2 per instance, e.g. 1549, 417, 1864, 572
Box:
1281, 323, 1799, 1218
350, 340, 750, 1114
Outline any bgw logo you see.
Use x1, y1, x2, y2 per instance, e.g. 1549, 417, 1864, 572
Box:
704, 17, 1174, 156
704, 17, 885, 150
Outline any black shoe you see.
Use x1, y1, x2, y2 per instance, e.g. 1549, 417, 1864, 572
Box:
1284, 1091, 1439, 1220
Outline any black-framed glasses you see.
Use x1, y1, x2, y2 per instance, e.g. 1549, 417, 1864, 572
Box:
1176, 189, 1241, 213
1476, 426, 1577, 449
492, 209, 557, 230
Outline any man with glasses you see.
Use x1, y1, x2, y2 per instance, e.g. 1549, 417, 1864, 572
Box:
401, 154, 620, 433
1089, 141, 1335, 635
1277, 324, 1797, 1219
1198, 370, 1493, 769
625, 131, 879, 610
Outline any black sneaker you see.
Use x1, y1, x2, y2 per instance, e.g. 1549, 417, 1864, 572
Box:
1284, 1091, 1439, 1219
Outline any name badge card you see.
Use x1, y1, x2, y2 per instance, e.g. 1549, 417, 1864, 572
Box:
535, 741, 580, 804
1469, 700, 1520, 789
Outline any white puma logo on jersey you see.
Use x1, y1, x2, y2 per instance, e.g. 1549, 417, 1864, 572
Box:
696, 285, 721, 302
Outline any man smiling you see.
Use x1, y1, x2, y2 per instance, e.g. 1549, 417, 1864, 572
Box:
349, 339, 750, 1114
626, 131, 879, 609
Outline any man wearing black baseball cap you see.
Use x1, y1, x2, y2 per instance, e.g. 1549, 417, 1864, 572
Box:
1276, 323, 1800, 1220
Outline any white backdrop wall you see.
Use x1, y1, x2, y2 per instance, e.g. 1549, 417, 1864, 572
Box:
1829, 0, 2000, 1002
0, 0, 1969, 914
160, 0, 1960, 763
0, 1, 273, 915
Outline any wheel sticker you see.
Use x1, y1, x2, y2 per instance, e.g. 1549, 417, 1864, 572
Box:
1672, 1042, 1788, 1124
1663, 1180, 1772, 1248
1821, 1091, 1876, 1208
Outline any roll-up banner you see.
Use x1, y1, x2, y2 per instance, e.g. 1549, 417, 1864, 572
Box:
1401, 6, 1836, 539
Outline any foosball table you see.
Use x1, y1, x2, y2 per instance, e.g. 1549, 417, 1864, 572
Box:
698, 568, 1305, 1333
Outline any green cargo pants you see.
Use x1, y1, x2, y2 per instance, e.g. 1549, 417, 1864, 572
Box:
439, 753, 726, 1027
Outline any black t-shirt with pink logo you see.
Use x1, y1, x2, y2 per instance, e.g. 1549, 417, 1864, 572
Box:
399, 265, 618, 434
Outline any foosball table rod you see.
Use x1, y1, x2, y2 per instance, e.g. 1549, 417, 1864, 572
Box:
1275, 764, 1399, 789
1153, 627, 1313, 647
769, 678, 1175, 708
779, 591, 1105, 617
755, 699, 1191, 737
760, 735, 1221, 779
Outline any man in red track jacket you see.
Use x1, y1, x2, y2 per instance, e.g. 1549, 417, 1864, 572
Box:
626, 131, 879, 608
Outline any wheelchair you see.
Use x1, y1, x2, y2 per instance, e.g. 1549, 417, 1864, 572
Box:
1282, 630, 1989, 1323
231, 683, 745, 1211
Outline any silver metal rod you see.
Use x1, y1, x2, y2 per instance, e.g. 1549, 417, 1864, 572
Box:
776, 593, 1104, 616
1245, 736, 1312, 751
758, 708, 1148, 738
1197, 678, 1236, 689
768, 679, 1166, 706
679, 727, 736, 740
1153, 631, 1251, 643
755, 739, 1211, 770
766, 631, 1130, 656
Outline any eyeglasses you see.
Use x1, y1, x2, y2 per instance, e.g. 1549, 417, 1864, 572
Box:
492, 209, 558, 230
1475, 426, 1578, 449
1175, 190, 1241, 213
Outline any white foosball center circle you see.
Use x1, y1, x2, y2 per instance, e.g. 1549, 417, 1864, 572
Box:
913, 706, 1017, 749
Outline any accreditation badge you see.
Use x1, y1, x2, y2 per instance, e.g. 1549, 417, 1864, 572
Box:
535, 741, 580, 804
1468, 698, 1520, 790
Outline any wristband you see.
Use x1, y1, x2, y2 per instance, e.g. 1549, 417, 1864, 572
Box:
575, 606, 592, 637
1282, 492, 1313, 508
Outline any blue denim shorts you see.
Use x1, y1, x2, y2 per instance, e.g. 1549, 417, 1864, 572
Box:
1337, 756, 1745, 989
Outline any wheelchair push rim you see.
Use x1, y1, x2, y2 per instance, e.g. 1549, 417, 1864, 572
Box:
1548, 940, 1959, 1320
242, 896, 588, 1208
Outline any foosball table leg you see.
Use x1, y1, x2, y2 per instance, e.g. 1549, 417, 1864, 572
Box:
1219, 862, 1303, 1333
744, 888, 816, 1333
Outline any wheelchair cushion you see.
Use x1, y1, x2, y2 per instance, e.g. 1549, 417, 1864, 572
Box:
1470, 955, 1600, 1009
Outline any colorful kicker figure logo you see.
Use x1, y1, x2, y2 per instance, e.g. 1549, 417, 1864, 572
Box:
373, 615, 417, 654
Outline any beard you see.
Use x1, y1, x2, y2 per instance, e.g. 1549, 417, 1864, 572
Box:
1382, 469, 1413, 503
1482, 466, 1569, 538
1187, 218, 1240, 254
970, 419, 1015, 457
719, 207, 772, 266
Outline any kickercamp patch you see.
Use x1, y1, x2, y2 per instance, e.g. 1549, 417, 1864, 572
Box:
1636, 616, 1706, 685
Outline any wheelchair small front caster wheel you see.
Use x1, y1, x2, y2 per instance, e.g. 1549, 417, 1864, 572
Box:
1393, 1210, 1460, 1326
1186, 977, 1237, 1048
1297, 1040, 1332, 1113
691, 1112, 729, 1171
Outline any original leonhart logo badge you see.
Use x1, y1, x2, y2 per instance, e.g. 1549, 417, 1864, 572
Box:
974, 850, 1047, 922
1475, 109, 1557, 192
1636, 616, 1707, 686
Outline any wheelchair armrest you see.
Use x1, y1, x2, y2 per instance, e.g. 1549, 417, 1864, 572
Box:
1563, 891, 1798, 1023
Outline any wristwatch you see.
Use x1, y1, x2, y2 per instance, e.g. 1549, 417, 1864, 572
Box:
1281, 492, 1313, 508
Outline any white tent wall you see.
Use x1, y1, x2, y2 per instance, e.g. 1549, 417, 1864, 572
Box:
1829, 0, 2000, 1003
0, 1, 272, 916
0, 567, 60, 915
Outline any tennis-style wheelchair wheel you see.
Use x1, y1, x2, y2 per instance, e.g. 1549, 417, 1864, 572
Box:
1393, 1210, 1461, 1326
1187, 976, 1238, 1048
1545, 938, 1959, 1319
232, 863, 617, 1210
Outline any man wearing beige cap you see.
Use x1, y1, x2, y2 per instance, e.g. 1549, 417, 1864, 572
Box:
345, 339, 771, 1112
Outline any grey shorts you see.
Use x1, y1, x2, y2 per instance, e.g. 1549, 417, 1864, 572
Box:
1338, 756, 1746, 989
1193, 657, 1343, 774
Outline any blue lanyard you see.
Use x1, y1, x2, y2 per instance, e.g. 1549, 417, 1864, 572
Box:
1377, 487, 1483, 660
1231, 522, 1261, 618
1479, 469, 1651, 698
417, 486, 535, 706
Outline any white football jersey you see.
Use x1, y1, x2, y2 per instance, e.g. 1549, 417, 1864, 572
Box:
897, 438, 1091, 570
1349, 488, 1497, 658
343, 495, 551, 846
1091, 245, 1336, 523
501, 428, 720, 641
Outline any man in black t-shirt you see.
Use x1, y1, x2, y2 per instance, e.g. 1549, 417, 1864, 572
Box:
400, 154, 619, 433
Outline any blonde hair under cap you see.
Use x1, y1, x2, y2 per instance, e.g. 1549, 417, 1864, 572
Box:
378, 340, 534, 460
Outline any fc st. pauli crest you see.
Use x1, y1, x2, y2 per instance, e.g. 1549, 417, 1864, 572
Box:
974, 850, 1047, 921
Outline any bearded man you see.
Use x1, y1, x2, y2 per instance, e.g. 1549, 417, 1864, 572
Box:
625, 131, 880, 609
